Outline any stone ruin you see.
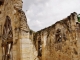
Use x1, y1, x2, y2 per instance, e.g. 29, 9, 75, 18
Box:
34, 12, 79, 60
0, 0, 37, 60
0, 0, 80, 60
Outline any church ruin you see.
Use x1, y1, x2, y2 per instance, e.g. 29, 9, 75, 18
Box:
0, 0, 80, 60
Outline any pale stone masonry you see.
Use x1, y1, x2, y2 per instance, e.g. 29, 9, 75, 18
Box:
0, 0, 80, 60
0, 0, 38, 60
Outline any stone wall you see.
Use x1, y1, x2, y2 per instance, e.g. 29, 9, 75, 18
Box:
0, 0, 38, 60
34, 12, 79, 60
0, 0, 23, 60
0, 0, 80, 60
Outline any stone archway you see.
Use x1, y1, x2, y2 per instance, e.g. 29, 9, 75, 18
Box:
2, 16, 13, 60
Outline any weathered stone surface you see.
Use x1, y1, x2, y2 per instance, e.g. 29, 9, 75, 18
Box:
0, 0, 80, 60
0, 0, 38, 60
33, 12, 80, 60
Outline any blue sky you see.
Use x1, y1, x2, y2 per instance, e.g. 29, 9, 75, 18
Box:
22, 0, 80, 31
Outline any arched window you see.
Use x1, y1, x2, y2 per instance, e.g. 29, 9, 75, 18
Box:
2, 16, 13, 60
38, 39, 42, 57
55, 29, 62, 43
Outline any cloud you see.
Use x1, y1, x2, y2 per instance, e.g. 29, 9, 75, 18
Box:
22, 0, 80, 31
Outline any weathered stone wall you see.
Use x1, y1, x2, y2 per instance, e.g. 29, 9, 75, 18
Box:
0, 0, 24, 60
0, 0, 38, 60
34, 12, 79, 60
0, 0, 80, 60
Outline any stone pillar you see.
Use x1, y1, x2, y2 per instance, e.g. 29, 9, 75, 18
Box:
20, 31, 30, 60
19, 31, 38, 60
42, 33, 47, 60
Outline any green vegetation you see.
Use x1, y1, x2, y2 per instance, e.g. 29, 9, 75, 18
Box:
30, 29, 35, 35
78, 14, 80, 22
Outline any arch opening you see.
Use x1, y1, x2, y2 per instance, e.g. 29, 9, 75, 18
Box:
2, 16, 13, 60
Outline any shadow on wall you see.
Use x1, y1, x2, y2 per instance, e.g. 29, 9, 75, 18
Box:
0, 0, 4, 5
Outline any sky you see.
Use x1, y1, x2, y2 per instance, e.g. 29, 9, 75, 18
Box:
22, 0, 80, 31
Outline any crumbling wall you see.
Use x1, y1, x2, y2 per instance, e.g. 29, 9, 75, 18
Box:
0, 0, 79, 60
34, 12, 79, 60
0, 0, 23, 60
0, 0, 38, 60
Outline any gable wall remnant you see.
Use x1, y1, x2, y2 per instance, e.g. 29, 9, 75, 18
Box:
34, 12, 80, 60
